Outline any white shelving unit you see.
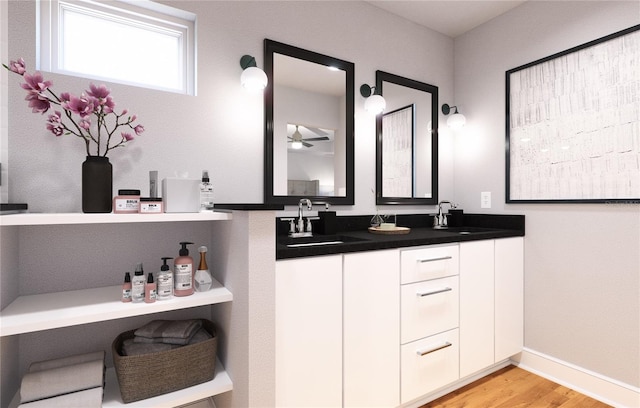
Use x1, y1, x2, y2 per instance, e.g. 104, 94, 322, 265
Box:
0, 211, 235, 407
0, 280, 232, 336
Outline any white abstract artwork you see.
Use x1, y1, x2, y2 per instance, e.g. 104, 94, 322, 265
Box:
382, 105, 414, 198
507, 26, 640, 202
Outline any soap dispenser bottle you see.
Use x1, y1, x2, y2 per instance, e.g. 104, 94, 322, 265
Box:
174, 242, 194, 297
194, 246, 213, 292
199, 170, 214, 212
132, 263, 145, 303
156, 257, 174, 300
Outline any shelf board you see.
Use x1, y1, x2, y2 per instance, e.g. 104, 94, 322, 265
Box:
0, 211, 232, 226
9, 358, 232, 408
0, 279, 232, 336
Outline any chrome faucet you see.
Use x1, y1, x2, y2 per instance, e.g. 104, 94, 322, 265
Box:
433, 200, 456, 229
289, 198, 313, 237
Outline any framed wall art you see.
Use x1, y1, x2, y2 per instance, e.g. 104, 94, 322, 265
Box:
506, 24, 640, 203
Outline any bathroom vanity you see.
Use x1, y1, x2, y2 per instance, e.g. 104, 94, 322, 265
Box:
275, 214, 524, 407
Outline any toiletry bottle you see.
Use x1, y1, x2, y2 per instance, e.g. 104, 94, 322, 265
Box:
132, 263, 145, 303
194, 246, 213, 292
199, 170, 214, 212
144, 273, 156, 303
156, 257, 174, 300
121, 272, 132, 303
174, 242, 194, 296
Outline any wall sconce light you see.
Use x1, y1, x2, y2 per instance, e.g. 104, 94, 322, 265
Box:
441, 103, 466, 129
240, 55, 268, 92
360, 84, 386, 114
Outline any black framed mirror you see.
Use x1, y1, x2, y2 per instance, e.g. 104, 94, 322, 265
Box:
264, 39, 355, 205
376, 70, 438, 205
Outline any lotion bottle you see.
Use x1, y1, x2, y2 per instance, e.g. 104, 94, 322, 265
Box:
194, 246, 213, 292
144, 273, 156, 303
156, 257, 174, 300
121, 272, 132, 302
174, 242, 194, 296
132, 263, 145, 303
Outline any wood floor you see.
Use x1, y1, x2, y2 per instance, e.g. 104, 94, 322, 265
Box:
420, 365, 612, 408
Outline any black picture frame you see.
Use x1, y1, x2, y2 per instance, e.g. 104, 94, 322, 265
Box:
505, 25, 640, 204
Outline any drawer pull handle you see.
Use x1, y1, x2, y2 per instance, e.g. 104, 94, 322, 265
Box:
417, 256, 452, 263
416, 342, 452, 356
416, 287, 452, 297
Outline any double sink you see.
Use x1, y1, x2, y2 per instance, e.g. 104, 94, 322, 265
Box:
278, 227, 495, 248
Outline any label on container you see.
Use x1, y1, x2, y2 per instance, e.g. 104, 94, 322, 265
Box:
140, 202, 162, 213
157, 273, 173, 298
122, 288, 131, 301
115, 198, 140, 212
174, 264, 193, 290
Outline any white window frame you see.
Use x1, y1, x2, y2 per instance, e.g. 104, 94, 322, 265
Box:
37, 0, 196, 95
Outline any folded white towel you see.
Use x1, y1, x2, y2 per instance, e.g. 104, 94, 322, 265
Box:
20, 360, 104, 403
18, 386, 102, 408
28, 351, 105, 373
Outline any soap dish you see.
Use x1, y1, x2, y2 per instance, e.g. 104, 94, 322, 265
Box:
368, 226, 411, 235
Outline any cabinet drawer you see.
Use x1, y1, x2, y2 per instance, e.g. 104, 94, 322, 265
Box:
401, 245, 459, 284
401, 328, 459, 404
401, 276, 459, 344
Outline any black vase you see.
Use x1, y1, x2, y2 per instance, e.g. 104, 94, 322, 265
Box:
82, 156, 113, 213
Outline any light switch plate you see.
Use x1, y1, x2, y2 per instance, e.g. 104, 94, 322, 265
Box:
481, 191, 491, 208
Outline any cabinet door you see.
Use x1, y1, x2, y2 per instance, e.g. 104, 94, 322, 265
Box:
495, 237, 524, 361
459, 240, 495, 378
275, 255, 343, 408
344, 250, 400, 408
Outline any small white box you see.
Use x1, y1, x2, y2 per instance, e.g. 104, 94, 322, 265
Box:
162, 178, 200, 213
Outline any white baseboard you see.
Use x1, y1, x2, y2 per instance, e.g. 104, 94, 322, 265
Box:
514, 348, 640, 408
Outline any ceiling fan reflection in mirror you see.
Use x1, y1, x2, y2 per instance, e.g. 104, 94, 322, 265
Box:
287, 124, 332, 149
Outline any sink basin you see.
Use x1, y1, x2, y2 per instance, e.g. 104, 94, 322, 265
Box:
432, 226, 496, 235
279, 234, 368, 248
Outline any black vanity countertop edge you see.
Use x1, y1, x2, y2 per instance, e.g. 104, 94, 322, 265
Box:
214, 203, 284, 211
276, 213, 525, 260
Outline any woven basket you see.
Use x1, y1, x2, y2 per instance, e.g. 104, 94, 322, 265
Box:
112, 319, 217, 403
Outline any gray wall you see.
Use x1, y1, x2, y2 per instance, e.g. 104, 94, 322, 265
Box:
453, 1, 639, 387
5, 0, 455, 215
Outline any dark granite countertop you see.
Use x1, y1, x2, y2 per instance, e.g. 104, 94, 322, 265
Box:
276, 213, 524, 260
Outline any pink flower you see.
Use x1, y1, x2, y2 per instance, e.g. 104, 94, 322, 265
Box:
121, 109, 128, 116
134, 124, 144, 135
59, 92, 71, 103
64, 94, 94, 118
103, 96, 115, 114
79, 119, 91, 130
131, 115, 137, 122
47, 123, 64, 136
47, 111, 62, 124
20, 72, 52, 94
87, 84, 110, 100
122, 132, 134, 141
25, 92, 50, 114
8, 58, 26, 75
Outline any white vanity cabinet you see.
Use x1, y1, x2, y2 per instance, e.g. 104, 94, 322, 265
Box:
459, 237, 524, 378
0, 212, 235, 408
343, 250, 400, 408
275, 249, 401, 408
275, 254, 343, 408
399, 244, 460, 404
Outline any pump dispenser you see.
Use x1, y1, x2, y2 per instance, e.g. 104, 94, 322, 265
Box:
174, 242, 194, 296
145, 273, 156, 303
195, 246, 213, 292
157, 257, 174, 300
200, 170, 214, 212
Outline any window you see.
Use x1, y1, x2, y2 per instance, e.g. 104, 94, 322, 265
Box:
38, 0, 196, 95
